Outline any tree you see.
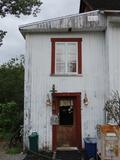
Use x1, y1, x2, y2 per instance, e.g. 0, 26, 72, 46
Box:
0, 0, 42, 45
0, 30, 6, 46
0, 101, 19, 132
0, 55, 24, 132
104, 91, 120, 126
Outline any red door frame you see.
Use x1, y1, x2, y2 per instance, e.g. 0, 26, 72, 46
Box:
52, 92, 82, 151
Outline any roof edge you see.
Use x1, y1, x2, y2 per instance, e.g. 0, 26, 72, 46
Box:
19, 10, 100, 29
19, 10, 107, 37
101, 10, 120, 13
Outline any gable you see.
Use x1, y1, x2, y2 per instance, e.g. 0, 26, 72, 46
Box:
80, 0, 120, 13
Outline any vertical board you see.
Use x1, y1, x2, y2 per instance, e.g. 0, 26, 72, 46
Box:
108, 22, 120, 92
24, 32, 106, 150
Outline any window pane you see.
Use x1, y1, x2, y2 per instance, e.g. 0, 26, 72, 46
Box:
67, 43, 77, 73
55, 42, 78, 74
60, 100, 73, 106
55, 43, 66, 73
67, 62, 76, 72
56, 53, 65, 63
56, 63, 65, 73
59, 99, 74, 125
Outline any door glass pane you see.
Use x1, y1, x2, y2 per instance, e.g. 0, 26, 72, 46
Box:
59, 99, 73, 125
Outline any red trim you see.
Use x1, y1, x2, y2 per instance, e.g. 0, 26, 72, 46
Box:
78, 41, 82, 74
53, 92, 81, 97
52, 92, 82, 151
51, 38, 82, 42
76, 94, 82, 149
51, 41, 55, 74
51, 38, 82, 75
52, 95, 58, 151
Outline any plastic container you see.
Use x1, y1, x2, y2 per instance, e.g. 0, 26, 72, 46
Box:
84, 137, 97, 159
29, 132, 38, 152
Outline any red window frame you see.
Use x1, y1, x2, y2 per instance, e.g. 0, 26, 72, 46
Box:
51, 38, 82, 75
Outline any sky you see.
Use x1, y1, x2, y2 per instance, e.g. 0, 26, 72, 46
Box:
0, 0, 80, 64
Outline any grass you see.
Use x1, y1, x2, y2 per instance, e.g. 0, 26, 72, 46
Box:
6, 146, 22, 155
0, 129, 23, 155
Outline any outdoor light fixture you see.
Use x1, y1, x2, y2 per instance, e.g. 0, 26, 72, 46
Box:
47, 84, 57, 106
83, 93, 89, 106
46, 93, 52, 106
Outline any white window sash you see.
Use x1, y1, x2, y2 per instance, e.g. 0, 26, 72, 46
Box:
55, 42, 78, 74
66, 42, 78, 74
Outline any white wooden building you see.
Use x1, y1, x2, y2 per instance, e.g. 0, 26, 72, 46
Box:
19, 10, 120, 151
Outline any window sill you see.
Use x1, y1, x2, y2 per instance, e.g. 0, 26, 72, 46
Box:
50, 74, 83, 77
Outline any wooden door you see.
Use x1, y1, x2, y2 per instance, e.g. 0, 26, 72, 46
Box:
52, 93, 81, 150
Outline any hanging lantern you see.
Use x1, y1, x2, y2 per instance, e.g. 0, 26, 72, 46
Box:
83, 93, 89, 106
46, 93, 52, 106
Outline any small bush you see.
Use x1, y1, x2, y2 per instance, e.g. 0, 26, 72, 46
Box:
0, 130, 12, 141
0, 101, 20, 132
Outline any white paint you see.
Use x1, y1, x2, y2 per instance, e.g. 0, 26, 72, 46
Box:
107, 17, 120, 92
23, 13, 120, 151
24, 32, 106, 150
87, 15, 99, 22
20, 10, 106, 34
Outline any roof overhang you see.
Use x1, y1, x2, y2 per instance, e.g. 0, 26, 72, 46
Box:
19, 10, 107, 38
100, 10, 120, 15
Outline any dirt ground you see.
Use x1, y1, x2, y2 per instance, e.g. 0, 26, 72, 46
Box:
0, 141, 88, 160
0, 141, 51, 160
0, 141, 26, 160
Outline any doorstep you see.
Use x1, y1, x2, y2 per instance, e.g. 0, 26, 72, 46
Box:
56, 147, 78, 151
53, 148, 82, 160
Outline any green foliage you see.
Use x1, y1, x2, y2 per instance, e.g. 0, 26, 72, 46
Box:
0, 0, 42, 45
0, 0, 42, 17
0, 101, 18, 131
0, 30, 6, 46
6, 145, 22, 154
0, 130, 12, 140
0, 55, 24, 134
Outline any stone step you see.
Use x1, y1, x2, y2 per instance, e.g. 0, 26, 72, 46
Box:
54, 149, 85, 160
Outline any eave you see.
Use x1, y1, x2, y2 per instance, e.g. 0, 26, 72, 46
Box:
19, 10, 107, 38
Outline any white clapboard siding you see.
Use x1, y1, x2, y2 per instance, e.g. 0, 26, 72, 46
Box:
24, 32, 107, 150
107, 22, 120, 92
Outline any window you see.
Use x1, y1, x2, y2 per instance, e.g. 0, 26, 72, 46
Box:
51, 38, 82, 75
59, 99, 74, 125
